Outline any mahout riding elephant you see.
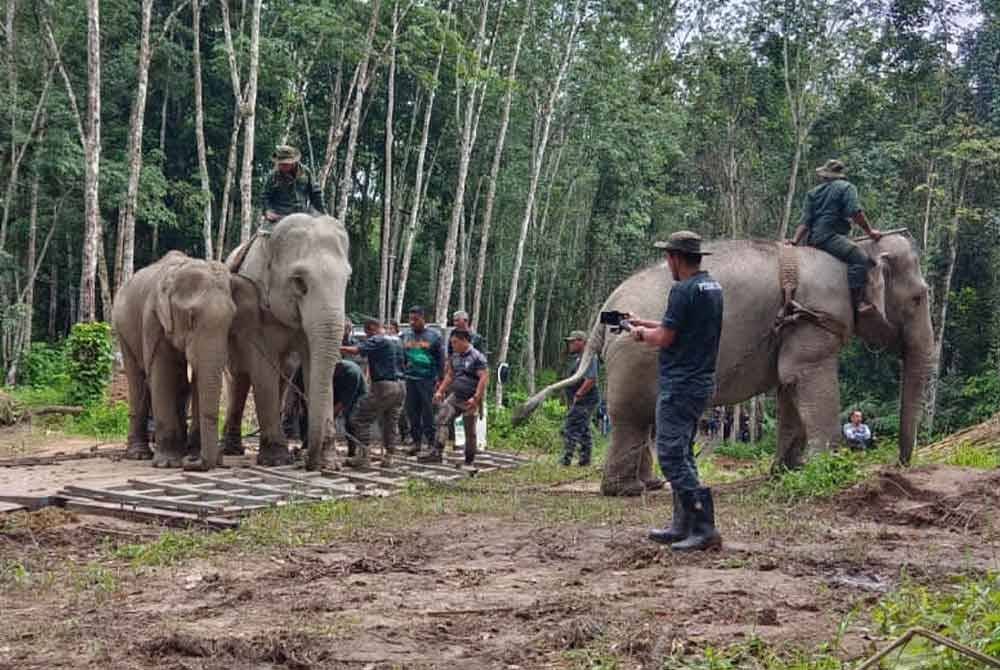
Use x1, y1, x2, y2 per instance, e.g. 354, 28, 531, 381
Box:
516, 235, 932, 496
222, 213, 351, 471
113, 251, 259, 470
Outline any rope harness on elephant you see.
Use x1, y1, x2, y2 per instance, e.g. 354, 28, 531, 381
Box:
773, 243, 849, 344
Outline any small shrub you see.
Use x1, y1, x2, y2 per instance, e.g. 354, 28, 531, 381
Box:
64, 322, 114, 407
715, 434, 777, 461
491, 398, 568, 454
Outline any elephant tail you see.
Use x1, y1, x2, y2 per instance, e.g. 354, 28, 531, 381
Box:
511, 319, 606, 426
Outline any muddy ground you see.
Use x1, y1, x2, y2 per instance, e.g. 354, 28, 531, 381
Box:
1, 457, 998, 669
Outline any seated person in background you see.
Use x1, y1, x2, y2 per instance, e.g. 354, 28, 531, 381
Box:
843, 409, 873, 450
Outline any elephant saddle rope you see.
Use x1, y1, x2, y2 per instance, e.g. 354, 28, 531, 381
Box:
774, 243, 849, 344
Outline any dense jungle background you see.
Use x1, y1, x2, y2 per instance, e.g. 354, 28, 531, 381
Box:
0, 0, 998, 440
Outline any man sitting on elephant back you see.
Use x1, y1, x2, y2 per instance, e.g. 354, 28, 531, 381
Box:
629, 231, 723, 552
789, 159, 884, 323
261, 145, 324, 233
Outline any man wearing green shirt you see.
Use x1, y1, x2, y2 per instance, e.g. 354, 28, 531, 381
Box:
261, 145, 324, 232
789, 159, 882, 318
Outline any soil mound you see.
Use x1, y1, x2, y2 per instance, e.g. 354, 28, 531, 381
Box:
837, 465, 1000, 532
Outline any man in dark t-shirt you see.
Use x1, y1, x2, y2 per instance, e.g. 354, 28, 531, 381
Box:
424, 329, 488, 465
561, 330, 599, 467
294, 359, 367, 464
401, 306, 446, 456
630, 231, 723, 552
341, 318, 406, 468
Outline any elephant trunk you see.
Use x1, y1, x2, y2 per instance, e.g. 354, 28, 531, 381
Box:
898, 309, 933, 466
193, 337, 228, 469
304, 309, 344, 471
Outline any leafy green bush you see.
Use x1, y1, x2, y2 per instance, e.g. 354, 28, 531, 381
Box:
64, 323, 114, 407
873, 573, 1000, 667
715, 433, 777, 461
491, 397, 567, 454
17, 342, 70, 391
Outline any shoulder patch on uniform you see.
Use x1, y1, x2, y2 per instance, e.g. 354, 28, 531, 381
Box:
698, 281, 722, 292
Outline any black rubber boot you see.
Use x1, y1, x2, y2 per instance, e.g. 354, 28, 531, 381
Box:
407, 440, 422, 457
671, 487, 722, 552
648, 489, 691, 545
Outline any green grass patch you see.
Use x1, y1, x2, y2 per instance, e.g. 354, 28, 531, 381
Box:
63, 401, 130, 440
940, 443, 1000, 469
872, 572, 1000, 667
762, 446, 894, 501
713, 435, 776, 462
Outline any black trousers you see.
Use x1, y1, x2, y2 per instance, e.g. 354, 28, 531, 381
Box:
405, 378, 437, 445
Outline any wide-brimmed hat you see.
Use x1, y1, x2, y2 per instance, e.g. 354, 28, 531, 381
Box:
816, 159, 847, 180
564, 330, 587, 341
653, 230, 711, 256
272, 145, 301, 165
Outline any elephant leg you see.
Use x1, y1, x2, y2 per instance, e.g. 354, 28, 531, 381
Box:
121, 343, 153, 460
253, 358, 291, 466
221, 371, 250, 456
776, 326, 842, 470
150, 353, 187, 468
774, 385, 806, 471
600, 419, 649, 497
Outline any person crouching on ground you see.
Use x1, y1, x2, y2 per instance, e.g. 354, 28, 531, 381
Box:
843, 409, 873, 451
423, 329, 488, 465
628, 230, 724, 552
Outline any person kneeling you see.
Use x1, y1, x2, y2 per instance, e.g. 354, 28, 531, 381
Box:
422, 329, 488, 465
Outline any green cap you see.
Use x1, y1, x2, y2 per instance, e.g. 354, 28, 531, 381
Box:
272, 145, 301, 165
564, 330, 587, 341
653, 230, 711, 255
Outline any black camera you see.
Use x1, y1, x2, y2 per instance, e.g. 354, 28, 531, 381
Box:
599, 310, 631, 333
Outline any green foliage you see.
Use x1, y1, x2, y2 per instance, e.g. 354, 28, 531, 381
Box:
764, 449, 885, 501
941, 444, 1000, 469
872, 573, 1000, 667
63, 323, 114, 407
17, 343, 70, 391
715, 434, 777, 461
490, 394, 568, 455
65, 402, 130, 440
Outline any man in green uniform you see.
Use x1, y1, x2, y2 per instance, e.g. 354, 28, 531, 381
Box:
561, 330, 598, 467
261, 145, 325, 232
789, 159, 883, 318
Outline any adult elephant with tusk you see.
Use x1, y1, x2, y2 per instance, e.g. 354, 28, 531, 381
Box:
222, 213, 351, 471
514, 234, 933, 496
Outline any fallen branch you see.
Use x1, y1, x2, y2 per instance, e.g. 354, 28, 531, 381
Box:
856, 627, 1000, 669
24, 405, 86, 418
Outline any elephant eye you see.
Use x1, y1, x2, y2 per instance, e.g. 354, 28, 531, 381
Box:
291, 276, 308, 296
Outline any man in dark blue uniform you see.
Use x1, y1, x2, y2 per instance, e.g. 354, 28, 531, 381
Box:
342, 318, 407, 467
561, 330, 599, 467
428, 330, 488, 465
629, 231, 724, 552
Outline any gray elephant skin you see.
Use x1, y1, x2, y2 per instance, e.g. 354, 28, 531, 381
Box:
112, 250, 258, 470
223, 213, 351, 471
516, 236, 932, 496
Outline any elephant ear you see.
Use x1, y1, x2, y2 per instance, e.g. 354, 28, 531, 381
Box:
156, 267, 177, 335
229, 274, 262, 330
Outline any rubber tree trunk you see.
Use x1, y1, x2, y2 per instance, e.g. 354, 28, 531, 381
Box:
79, 0, 102, 323
379, 2, 399, 323
192, 0, 213, 260
238, 0, 263, 244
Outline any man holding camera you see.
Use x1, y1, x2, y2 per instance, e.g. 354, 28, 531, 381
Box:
628, 230, 723, 552
561, 330, 599, 467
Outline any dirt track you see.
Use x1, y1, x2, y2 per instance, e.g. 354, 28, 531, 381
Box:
1, 463, 998, 669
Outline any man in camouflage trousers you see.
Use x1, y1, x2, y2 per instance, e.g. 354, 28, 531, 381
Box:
341, 318, 407, 468
561, 330, 599, 467
261, 145, 325, 233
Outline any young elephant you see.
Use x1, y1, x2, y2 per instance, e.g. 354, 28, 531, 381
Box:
112, 251, 257, 470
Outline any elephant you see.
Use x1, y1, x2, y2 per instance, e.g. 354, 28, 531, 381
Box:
222, 213, 351, 471
112, 251, 259, 470
515, 234, 933, 496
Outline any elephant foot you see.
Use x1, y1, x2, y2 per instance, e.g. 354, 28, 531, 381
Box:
257, 437, 291, 467
221, 433, 245, 456
182, 454, 221, 472
600, 479, 646, 497
124, 442, 154, 460
152, 444, 186, 468
305, 445, 339, 472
